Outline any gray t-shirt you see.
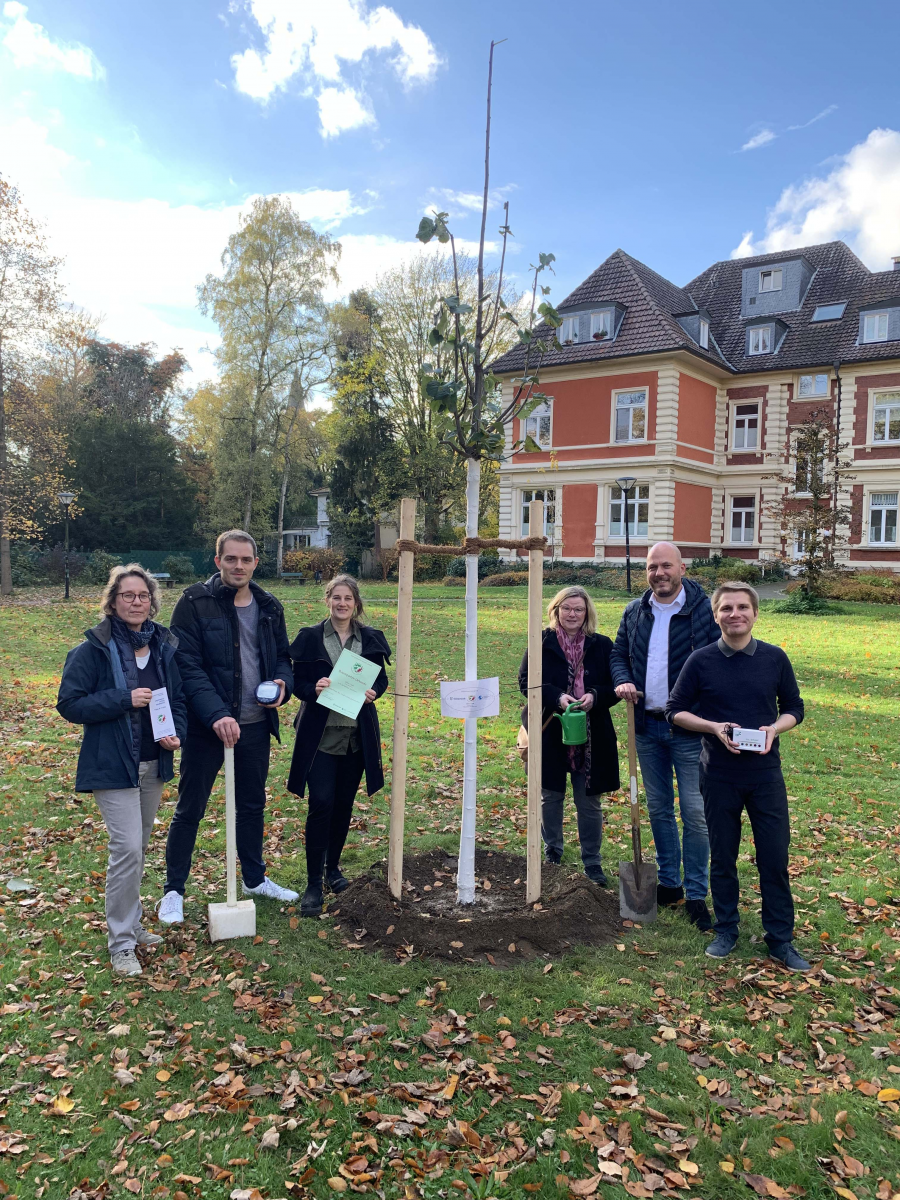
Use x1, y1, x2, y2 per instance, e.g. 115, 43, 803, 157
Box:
235, 598, 265, 724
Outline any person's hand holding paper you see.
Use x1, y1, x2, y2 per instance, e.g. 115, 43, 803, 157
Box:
316, 649, 380, 719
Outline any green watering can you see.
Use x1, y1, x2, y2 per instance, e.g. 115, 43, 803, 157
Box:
552, 702, 588, 746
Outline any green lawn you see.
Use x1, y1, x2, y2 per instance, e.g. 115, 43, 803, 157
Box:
0, 584, 898, 1200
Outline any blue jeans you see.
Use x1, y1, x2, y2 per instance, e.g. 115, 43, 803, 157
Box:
541, 772, 603, 872
634, 721, 709, 898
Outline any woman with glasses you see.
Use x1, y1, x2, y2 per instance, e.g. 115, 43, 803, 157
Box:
518, 586, 620, 884
57, 564, 187, 976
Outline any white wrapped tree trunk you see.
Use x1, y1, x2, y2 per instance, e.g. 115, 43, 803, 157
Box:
457, 455, 481, 904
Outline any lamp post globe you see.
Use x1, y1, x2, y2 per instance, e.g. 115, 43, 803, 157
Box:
614, 476, 637, 595
57, 492, 76, 601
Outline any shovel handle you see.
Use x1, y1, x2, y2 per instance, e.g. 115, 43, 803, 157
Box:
224, 746, 237, 907
626, 700, 643, 872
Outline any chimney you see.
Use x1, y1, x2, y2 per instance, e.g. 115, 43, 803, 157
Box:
893, 256, 900, 271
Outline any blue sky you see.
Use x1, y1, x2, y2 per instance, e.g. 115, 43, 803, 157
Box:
2, 0, 899, 383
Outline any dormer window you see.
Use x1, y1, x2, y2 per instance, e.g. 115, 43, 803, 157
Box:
590, 310, 612, 341
560, 315, 579, 345
759, 268, 783, 293
748, 325, 772, 355
699, 319, 709, 349
863, 312, 889, 343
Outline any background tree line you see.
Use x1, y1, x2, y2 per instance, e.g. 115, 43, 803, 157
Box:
1, 180, 519, 593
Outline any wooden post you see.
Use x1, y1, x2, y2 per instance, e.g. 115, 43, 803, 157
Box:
526, 499, 544, 905
388, 497, 416, 899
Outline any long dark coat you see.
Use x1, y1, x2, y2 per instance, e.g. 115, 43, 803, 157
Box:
286, 621, 391, 798
57, 618, 188, 791
518, 628, 621, 796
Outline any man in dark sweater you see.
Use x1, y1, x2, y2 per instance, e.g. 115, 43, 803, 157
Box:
665, 582, 809, 971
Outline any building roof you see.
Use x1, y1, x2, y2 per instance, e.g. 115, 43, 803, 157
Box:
492, 240, 900, 376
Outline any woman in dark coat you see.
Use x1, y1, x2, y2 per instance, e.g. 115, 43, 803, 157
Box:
287, 574, 391, 917
57, 564, 187, 976
518, 585, 620, 884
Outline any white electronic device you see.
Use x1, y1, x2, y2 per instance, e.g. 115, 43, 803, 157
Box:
730, 726, 767, 753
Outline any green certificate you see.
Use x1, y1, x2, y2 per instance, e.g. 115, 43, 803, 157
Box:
316, 648, 381, 719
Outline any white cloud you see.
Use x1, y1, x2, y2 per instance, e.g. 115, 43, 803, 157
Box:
741, 128, 776, 152
428, 185, 517, 218
317, 86, 375, 138
731, 127, 900, 270
787, 104, 838, 132
1, 1, 104, 79
231, 0, 440, 137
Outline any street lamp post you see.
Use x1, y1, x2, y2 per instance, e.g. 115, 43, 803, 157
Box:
58, 492, 76, 601
615, 476, 637, 594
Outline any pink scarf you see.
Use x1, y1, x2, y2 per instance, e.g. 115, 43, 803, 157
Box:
555, 626, 591, 778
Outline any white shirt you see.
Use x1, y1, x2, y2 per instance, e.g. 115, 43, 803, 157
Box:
644, 586, 686, 711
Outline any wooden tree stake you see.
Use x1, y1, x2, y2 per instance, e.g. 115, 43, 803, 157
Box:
388, 497, 416, 899
526, 499, 544, 905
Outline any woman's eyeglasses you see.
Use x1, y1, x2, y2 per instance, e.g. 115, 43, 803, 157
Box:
118, 591, 151, 603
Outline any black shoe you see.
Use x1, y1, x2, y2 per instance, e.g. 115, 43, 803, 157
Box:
657, 883, 684, 907
545, 851, 562, 866
300, 882, 324, 918
685, 898, 713, 931
768, 942, 811, 973
705, 933, 737, 959
586, 868, 609, 887
325, 866, 350, 894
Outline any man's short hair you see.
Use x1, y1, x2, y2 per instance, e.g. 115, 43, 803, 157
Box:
216, 529, 258, 558
711, 582, 759, 614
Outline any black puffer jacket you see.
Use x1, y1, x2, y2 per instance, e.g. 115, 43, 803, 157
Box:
609, 578, 718, 735
169, 574, 293, 740
286, 621, 391, 798
518, 629, 621, 797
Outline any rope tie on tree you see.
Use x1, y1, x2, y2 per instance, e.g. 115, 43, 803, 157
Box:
394, 535, 547, 556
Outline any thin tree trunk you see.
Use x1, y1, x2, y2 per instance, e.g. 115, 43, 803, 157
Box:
276, 469, 288, 576
457, 454, 481, 904
0, 350, 11, 595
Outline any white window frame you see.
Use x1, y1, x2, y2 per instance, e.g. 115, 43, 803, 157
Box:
729, 495, 757, 545
797, 373, 829, 398
521, 488, 556, 540
613, 388, 648, 444
868, 491, 898, 545
731, 402, 760, 451
698, 318, 709, 349
759, 268, 783, 293
794, 447, 826, 496
560, 315, 579, 345
609, 483, 650, 539
590, 310, 613, 342
872, 391, 900, 444
521, 400, 552, 449
748, 326, 772, 355
863, 312, 889, 343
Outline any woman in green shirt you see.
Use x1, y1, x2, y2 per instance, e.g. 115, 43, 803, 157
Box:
287, 575, 391, 917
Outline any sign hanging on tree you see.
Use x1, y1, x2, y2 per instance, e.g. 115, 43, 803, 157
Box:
440, 678, 500, 719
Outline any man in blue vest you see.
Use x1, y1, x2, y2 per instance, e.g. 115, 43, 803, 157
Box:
610, 542, 718, 929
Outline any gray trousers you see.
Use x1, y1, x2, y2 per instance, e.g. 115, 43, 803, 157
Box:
94, 760, 164, 955
541, 771, 604, 871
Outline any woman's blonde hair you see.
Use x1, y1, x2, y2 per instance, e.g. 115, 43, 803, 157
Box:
100, 563, 161, 619
547, 585, 597, 635
324, 573, 365, 623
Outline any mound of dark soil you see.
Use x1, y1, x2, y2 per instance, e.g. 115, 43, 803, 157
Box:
327, 848, 625, 966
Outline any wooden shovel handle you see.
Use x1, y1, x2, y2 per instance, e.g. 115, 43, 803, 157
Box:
626, 699, 642, 870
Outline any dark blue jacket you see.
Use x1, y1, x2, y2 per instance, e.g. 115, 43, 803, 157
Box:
609, 578, 718, 734
286, 621, 391, 798
57, 618, 188, 791
170, 574, 294, 741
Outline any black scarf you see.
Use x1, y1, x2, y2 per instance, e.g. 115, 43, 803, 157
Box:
111, 615, 156, 648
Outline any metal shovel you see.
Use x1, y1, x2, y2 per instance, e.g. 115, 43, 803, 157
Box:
619, 698, 658, 922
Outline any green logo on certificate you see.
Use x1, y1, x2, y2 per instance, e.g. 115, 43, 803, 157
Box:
317, 649, 381, 720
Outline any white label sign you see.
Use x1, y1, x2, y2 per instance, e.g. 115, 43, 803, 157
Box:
150, 687, 177, 741
439, 677, 500, 719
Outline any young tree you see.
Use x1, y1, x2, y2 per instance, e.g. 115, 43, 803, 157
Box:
198, 196, 339, 532
765, 408, 854, 596
415, 43, 561, 903
0, 178, 62, 593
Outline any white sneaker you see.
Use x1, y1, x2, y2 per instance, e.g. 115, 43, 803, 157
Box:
111, 949, 142, 976
157, 890, 184, 924
135, 927, 164, 946
242, 876, 299, 902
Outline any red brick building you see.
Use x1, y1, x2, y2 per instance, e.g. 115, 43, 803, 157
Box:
492, 241, 900, 570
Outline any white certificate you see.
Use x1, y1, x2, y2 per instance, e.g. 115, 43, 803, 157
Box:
439, 677, 500, 719
150, 688, 176, 741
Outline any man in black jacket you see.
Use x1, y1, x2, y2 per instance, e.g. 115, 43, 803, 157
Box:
610, 543, 718, 929
666, 583, 808, 971
158, 530, 296, 924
